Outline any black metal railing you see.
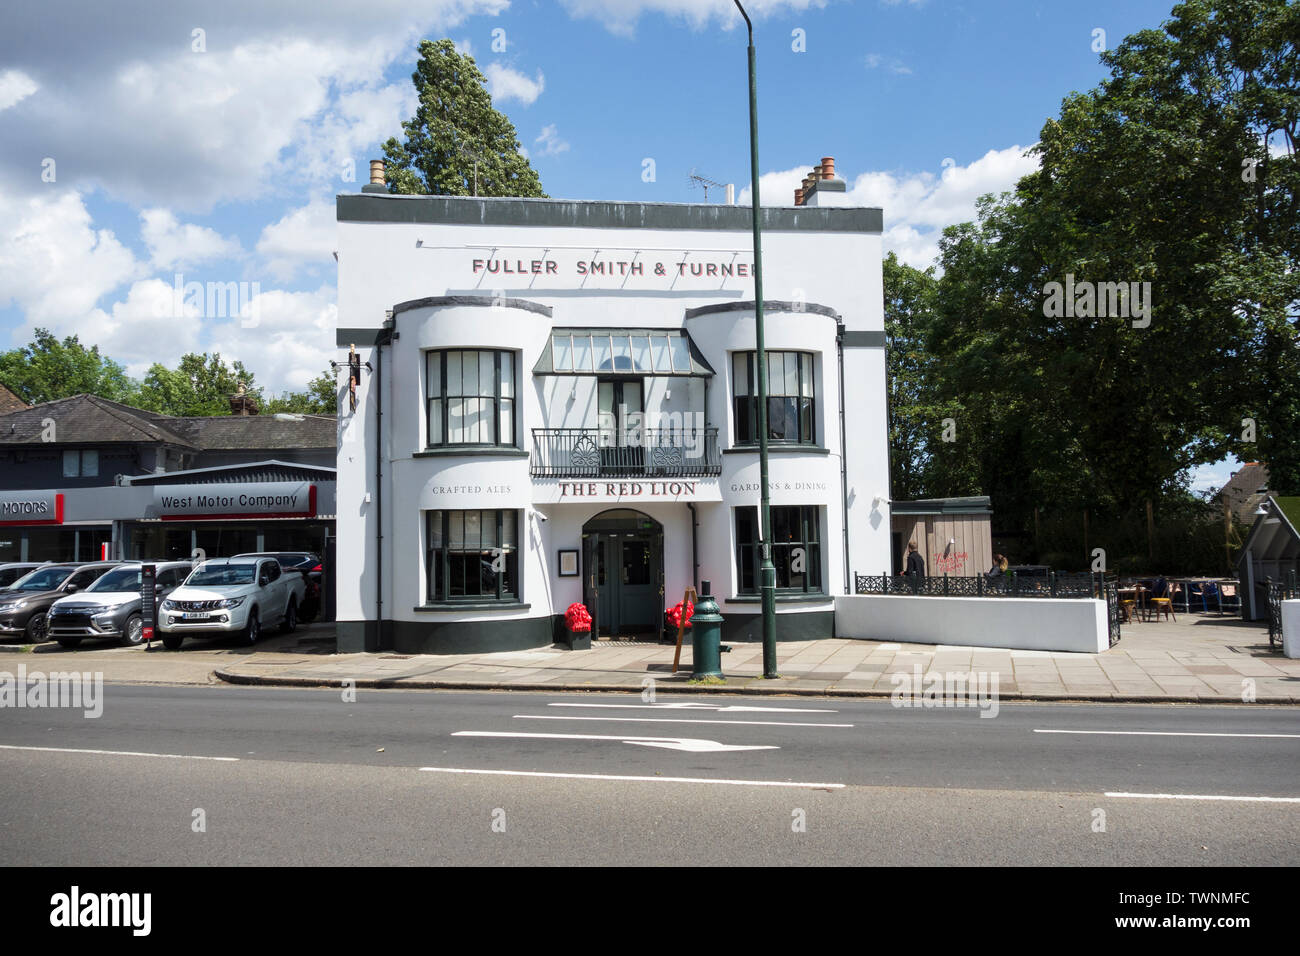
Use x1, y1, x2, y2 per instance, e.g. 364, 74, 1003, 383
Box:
853, 571, 1122, 646
530, 427, 721, 478
1266, 572, 1297, 649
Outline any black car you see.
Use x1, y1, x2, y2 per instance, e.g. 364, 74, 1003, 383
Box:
0, 562, 120, 642
234, 552, 322, 622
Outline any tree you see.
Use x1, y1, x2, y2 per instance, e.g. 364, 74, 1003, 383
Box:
382, 39, 546, 197
135, 353, 262, 417
263, 370, 337, 416
0, 329, 137, 406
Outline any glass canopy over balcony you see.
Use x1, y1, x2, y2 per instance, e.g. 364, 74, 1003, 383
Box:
532, 328, 715, 376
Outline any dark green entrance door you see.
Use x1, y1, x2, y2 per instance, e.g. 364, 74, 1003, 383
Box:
582, 511, 663, 638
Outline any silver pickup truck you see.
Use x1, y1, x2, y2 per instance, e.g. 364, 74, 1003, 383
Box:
157, 557, 306, 650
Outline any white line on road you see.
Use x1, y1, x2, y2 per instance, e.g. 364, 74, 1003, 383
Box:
452, 730, 778, 752
1104, 791, 1300, 803
518, 715, 851, 728
547, 702, 837, 713
0, 744, 239, 761
420, 767, 844, 788
1035, 729, 1300, 739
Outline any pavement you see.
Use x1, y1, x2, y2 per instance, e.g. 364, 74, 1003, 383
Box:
3, 613, 1291, 703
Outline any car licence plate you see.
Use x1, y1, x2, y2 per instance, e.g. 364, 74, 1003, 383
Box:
181, 612, 211, 620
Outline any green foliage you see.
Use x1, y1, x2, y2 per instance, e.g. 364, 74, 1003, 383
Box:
263, 370, 337, 415
383, 39, 546, 198
889, 0, 1298, 570
0, 329, 136, 406
134, 353, 263, 417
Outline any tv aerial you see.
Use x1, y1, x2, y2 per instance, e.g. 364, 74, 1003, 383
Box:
687, 168, 726, 202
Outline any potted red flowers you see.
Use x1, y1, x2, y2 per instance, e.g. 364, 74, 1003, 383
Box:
665, 599, 694, 634
562, 602, 592, 649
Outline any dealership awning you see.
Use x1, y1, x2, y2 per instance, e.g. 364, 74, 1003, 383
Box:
533, 328, 715, 376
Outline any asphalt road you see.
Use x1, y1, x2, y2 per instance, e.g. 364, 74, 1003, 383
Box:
1, 684, 1296, 865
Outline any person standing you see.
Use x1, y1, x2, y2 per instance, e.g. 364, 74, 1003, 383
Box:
904, 540, 926, 591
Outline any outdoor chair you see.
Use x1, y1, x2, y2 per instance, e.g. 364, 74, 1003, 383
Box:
1144, 578, 1175, 622
1217, 582, 1240, 616
1201, 581, 1220, 614
1118, 581, 1139, 624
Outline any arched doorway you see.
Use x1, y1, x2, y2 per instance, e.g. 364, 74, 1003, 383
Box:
582, 509, 664, 639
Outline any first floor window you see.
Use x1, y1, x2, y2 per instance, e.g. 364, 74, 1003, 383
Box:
426, 349, 516, 447
732, 351, 815, 444
62, 449, 98, 478
735, 505, 822, 594
426, 509, 518, 602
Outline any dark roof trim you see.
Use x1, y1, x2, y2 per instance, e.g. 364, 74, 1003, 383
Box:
892, 496, 993, 515
126, 459, 336, 485
337, 193, 883, 234
391, 294, 552, 318
684, 300, 841, 321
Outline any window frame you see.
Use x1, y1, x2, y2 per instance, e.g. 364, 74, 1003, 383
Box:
62, 449, 99, 478
425, 509, 520, 603
731, 350, 815, 445
734, 504, 823, 596
425, 349, 517, 448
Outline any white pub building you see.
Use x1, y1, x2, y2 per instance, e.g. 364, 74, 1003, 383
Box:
335, 157, 892, 653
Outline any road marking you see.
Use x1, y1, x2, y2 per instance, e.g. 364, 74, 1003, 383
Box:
0, 744, 239, 761
1035, 729, 1300, 739
519, 715, 851, 728
420, 767, 842, 788
452, 730, 778, 753
1104, 791, 1300, 803
548, 702, 837, 713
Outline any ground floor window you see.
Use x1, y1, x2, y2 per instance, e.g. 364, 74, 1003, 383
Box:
426, 509, 518, 602
735, 505, 822, 594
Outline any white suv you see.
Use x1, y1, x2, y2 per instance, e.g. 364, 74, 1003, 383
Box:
158, 558, 305, 650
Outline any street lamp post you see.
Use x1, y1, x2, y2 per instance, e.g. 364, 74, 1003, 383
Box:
733, 0, 778, 678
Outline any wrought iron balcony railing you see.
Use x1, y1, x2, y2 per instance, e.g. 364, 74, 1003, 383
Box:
530, 427, 721, 478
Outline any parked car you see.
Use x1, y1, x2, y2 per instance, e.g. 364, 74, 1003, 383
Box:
234, 552, 322, 622
47, 561, 193, 648
0, 562, 121, 642
0, 562, 47, 589
157, 557, 306, 650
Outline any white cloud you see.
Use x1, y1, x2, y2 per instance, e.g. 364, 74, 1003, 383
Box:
255, 198, 337, 282
864, 53, 912, 75
484, 63, 545, 106
0, 2, 509, 210
738, 145, 1039, 269
0, 189, 139, 327
140, 208, 242, 269
0, 69, 38, 111
558, 0, 827, 36
534, 124, 570, 157
205, 286, 338, 393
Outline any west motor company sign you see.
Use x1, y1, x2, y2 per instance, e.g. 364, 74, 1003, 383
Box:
147, 482, 317, 521
0, 491, 64, 526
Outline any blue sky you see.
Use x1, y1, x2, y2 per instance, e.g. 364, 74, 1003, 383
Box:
0, 0, 1234, 488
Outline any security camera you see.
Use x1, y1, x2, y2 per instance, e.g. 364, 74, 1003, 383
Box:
534, 512, 549, 522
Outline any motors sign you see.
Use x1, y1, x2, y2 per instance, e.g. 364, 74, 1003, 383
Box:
149, 483, 317, 521
0, 492, 63, 526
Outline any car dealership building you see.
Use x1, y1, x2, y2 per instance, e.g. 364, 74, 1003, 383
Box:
335, 159, 892, 653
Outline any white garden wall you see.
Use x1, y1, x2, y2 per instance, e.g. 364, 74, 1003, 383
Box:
834, 594, 1110, 654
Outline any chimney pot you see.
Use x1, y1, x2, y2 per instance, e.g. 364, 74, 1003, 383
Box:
794, 188, 803, 205
813, 164, 823, 179
821, 156, 835, 178
369, 160, 386, 185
